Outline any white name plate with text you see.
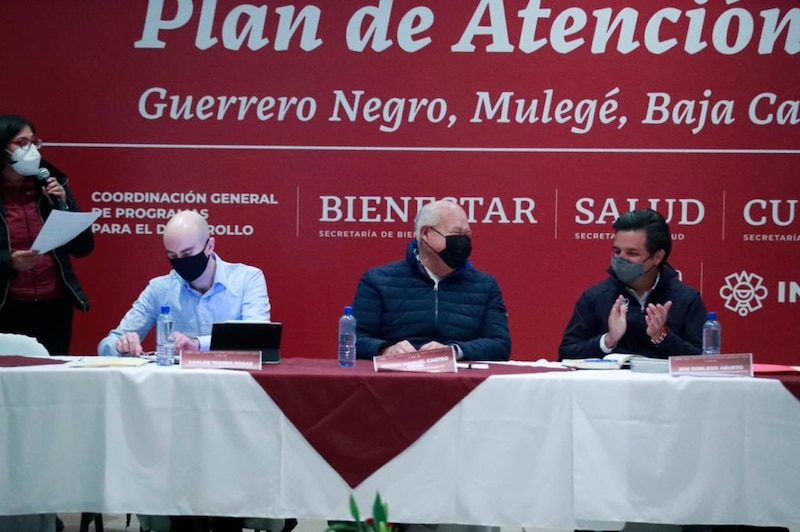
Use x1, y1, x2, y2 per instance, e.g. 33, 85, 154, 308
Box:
180, 350, 262, 370
373, 346, 457, 373
670, 353, 753, 377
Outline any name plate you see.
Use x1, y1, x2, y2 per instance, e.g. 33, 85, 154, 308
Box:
669, 353, 753, 377
373, 346, 457, 373
180, 350, 262, 370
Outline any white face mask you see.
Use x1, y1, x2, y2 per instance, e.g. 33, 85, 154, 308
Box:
9, 145, 42, 176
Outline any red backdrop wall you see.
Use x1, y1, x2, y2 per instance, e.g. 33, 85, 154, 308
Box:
3, 1, 798, 362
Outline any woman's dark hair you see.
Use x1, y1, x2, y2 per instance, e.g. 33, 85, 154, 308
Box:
0, 114, 35, 170
612, 208, 672, 263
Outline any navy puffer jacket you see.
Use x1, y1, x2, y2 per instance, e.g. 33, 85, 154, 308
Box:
352, 240, 511, 361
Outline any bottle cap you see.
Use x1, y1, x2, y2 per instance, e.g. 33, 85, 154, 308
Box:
707, 311, 717, 320
344, 305, 353, 314
161, 305, 170, 314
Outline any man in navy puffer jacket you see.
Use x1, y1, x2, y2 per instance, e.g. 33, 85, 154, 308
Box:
352, 200, 511, 361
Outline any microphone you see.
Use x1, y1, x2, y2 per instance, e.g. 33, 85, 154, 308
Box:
36, 168, 67, 211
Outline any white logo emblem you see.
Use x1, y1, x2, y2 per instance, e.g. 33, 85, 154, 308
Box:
719, 271, 768, 316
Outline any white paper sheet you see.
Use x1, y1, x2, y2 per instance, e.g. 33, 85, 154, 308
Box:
31, 210, 100, 253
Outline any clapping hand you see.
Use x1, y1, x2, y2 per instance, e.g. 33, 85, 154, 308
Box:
645, 301, 672, 339
605, 295, 629, 349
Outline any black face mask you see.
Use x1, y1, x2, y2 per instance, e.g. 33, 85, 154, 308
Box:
429, 229, 472, 269
169, 244, 210, 282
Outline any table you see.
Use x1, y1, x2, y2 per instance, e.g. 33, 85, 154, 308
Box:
1, 358, 799, 528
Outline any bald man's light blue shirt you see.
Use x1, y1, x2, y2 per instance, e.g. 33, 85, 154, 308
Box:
97, 254, 270, 356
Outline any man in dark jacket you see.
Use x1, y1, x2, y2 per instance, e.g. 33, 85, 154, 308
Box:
559, 208, 706, 360
352, 200, 511, 361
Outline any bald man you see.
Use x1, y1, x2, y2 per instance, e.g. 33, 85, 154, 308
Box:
352, 200, 511, 361
97, 210, 270, 356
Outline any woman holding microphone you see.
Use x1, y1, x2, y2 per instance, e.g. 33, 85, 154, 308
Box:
0, 113, 93, 355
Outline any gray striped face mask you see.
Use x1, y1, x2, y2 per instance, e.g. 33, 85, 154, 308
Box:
611, 254, 652, 285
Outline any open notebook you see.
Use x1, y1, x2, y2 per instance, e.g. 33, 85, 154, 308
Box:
210, 321, 282, 364
561, 353, 653, 370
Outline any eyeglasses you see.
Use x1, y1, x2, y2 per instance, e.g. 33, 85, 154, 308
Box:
8, 137, 43, 151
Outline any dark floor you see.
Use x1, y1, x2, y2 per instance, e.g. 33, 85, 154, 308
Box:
57, 514, 327, 532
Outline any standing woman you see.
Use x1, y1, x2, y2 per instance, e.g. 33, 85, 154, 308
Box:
0, 114, 93, 355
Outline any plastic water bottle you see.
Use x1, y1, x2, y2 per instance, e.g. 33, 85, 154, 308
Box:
156, 305, 174, 366
338, 305, 357, 368
702, 311, 722, 355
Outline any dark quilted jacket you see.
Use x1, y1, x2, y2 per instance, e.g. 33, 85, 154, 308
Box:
352, 240, 511, 361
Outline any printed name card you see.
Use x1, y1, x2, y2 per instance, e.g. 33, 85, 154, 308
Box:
180, 350, 262, 370
373, 346, 457, 373
669, 353, 753, 377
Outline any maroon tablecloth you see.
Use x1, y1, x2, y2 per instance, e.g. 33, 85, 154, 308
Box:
247, 358, 564, 487
0, 356, 66, 367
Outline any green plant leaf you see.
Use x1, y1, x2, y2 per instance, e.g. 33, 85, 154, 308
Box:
325, 522, 357, 532
349, 494, 361, 522
373, 492, 388, 524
